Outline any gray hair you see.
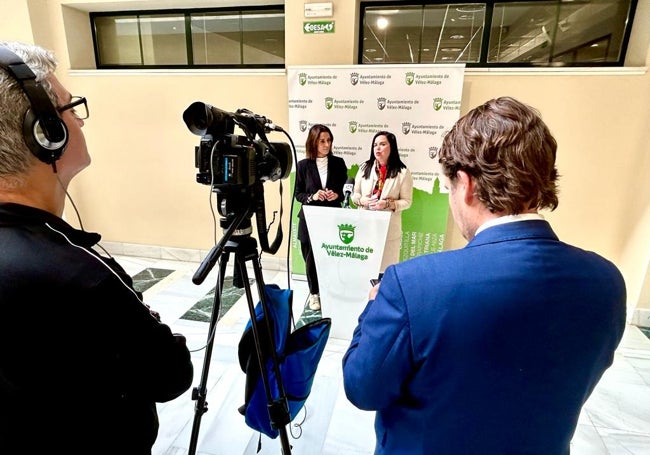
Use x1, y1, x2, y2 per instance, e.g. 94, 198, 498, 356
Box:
0, 41, 59, 176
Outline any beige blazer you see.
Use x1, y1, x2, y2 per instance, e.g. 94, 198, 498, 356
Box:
352, 163, 413, 271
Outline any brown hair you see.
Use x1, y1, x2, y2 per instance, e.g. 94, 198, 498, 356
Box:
439, 96, 559, 214
305, 124, 333, 160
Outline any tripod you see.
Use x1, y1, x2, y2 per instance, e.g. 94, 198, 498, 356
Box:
188, 204, 292, 455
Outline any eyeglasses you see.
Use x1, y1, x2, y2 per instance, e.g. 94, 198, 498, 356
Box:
57, 96, 89, 120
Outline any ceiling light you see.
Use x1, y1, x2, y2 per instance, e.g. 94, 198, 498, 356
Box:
366, 48, 377, 53
450, 34, 465, 39
376, 17, 389, 29
456, 6, 484, 13
441, 47, 462, 52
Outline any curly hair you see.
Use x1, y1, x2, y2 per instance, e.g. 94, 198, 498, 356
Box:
439, 97, 559, 214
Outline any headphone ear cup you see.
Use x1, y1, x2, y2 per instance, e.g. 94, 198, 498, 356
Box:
22, 108, 68, 164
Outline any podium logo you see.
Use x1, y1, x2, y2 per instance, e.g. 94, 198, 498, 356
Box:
338, 223, 355, 244
299, 72, 307, 86
350, 72, 359, 86
325, 97, 334, 110
433, 97, 443, 111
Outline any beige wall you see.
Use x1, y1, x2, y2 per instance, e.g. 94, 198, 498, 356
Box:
2, 0, 649, 317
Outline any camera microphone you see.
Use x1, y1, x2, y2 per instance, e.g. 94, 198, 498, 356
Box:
233, 108, 284, 134
264, 121, 284, 133
342, 178, 354, 208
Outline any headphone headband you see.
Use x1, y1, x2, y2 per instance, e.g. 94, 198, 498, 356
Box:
0, 45, 68, 163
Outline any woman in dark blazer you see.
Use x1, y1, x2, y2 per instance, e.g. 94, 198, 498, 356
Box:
295, 124, 348, 310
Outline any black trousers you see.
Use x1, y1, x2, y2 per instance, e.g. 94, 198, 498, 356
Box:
299, 232, 319, 295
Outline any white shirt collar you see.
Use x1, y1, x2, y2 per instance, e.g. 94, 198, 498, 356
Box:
475, 213, 545, 236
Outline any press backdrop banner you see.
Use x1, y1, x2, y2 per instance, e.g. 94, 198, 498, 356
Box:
303, 206, 390, 340
288, 64, 465, 276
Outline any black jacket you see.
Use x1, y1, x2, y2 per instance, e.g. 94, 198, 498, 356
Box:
0, 203, 193, 454
295, 154, 348, 241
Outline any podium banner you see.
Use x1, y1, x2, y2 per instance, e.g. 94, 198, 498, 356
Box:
303, 206, 390, 340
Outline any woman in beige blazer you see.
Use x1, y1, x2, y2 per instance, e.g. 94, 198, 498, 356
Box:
352, 131, 413, 272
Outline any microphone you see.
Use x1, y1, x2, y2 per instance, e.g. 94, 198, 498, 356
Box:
342, 178, 354, 208
264, 121, 284, 133
233, 108, 283, 133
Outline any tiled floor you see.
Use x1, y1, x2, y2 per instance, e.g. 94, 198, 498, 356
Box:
115, 254, 650, 455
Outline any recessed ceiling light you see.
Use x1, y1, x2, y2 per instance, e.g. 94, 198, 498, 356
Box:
373, 57, 384, 61
456, 6, 483, 13
450, 34, 465, 39
377, 17, 389, 29
441, 47, 462, 52
366, 48, 377, 53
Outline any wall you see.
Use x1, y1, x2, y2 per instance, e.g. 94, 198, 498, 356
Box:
2, 0, 649, 318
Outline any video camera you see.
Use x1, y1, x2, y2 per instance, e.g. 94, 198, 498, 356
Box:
183, 102, 292, 191
183, 102, 293, 254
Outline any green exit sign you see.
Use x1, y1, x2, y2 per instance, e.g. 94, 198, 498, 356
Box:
303, 21, 335, 34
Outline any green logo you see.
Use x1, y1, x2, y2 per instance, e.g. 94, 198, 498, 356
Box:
348, 121, 358, 133
405, 72, 415, 86
299, 72, 307, 86
338, 223, 355, 244
325, 97, 334, 110
433, 97, 443, 111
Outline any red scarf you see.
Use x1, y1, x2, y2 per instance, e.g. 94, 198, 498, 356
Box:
372, 162, 387, 198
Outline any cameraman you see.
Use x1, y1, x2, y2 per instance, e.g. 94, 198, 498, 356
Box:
0, 41, 193, 454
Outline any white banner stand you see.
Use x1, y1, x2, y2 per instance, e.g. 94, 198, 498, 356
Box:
303, 206, 390, 340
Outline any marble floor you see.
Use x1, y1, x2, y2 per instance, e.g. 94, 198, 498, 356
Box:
114, 254, 650, 455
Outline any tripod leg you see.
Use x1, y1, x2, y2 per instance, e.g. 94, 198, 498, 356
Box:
237, 245, 293, 455
188, 251, 231, 455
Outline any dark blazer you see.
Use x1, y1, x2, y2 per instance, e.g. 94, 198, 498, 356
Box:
295, 154, 348, 241
0, 203, 194, 454
342, 220, 626, 455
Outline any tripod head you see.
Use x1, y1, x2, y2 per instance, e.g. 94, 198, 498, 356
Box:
192, 194, 255, 286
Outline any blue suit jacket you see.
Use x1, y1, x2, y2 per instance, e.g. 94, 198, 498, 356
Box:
342, 220, 626, 455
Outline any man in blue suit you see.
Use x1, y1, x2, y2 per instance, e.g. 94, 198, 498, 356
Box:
342, 97, 626, 455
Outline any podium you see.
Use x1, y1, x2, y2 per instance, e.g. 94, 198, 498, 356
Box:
303, 206, 390, 340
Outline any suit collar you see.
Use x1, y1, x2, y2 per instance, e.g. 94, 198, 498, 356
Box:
476, 213, 545, 235
467, 219, 558, 247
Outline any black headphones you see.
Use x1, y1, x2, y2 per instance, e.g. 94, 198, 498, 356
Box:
0, 45, 68, 164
